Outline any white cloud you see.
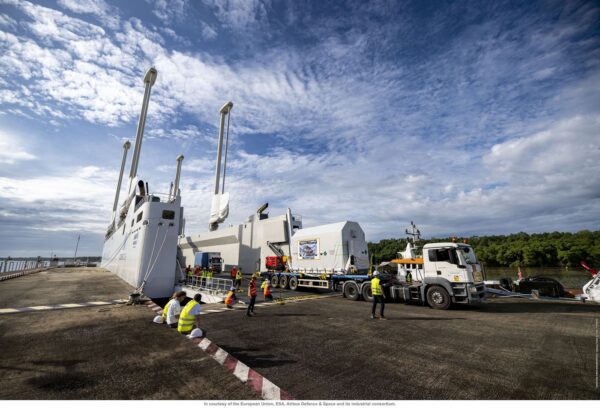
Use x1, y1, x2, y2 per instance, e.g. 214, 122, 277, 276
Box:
202, 0, 269, 31
201, 22, 218, 39
57, 0, 120, 29
0, 130, 36, 164
150, 0, 187, 23
0, 0, 598, 250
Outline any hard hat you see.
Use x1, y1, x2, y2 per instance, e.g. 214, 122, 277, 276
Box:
187, 328, 204, 338
373, 271, 380, 276
153, 315, 164, 324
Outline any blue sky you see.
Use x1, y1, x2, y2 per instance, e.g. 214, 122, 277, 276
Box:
0, 0, 599, 257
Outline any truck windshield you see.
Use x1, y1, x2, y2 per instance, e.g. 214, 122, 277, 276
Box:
458, 247, 477, 264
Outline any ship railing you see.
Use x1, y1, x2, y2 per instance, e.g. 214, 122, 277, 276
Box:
0, 260, 52, 274
185, 276, 233, 294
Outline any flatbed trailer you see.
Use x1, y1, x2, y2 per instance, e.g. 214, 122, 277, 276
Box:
263, 270, 486, 309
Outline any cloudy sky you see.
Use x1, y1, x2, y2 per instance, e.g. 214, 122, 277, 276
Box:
0, 0, 598, 257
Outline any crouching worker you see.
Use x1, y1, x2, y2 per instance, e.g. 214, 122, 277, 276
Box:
262, 278, 273, 301
178, 293, 202, 335
162, 291, 186, 328
225, 286, 237, 309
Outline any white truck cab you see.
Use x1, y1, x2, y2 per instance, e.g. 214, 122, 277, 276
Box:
420, 242, 485, 308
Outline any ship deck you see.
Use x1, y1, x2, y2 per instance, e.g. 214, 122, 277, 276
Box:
1, 267, 599, 399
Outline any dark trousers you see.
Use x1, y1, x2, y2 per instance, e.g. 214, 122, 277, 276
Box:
236, 279, 242, 290
372, 295, 385, 316
247, 296, 256, 314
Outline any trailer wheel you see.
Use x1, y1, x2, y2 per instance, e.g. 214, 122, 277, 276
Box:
271, 275, 280, 288
344, 281, 360, 301
426, 285, 451, 310
289, 276, 299, 291
279, 275, 289, 289
362, 283, 373, 302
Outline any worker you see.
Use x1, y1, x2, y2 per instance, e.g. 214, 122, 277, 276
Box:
262, 277, 273, 301
246, 275, 257, 317
178, 293, 203, 334
186, 266, 194, 284
230, 266, 238, 280
235, 267, 243, 292
371, 271, 386, 320
162, 291, 186, 328
225, 286, 237, 309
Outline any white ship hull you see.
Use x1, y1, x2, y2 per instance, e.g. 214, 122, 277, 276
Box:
102, 195, 182, 299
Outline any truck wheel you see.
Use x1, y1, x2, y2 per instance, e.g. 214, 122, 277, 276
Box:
426, 285, 451, 310
279, 275, 289, 289
344, 282, 360, 301
271, 275, 279, 288
289, 276, 298, 291
362, 283, 373, 302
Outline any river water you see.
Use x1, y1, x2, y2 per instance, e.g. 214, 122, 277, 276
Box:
484, 266, 593, 289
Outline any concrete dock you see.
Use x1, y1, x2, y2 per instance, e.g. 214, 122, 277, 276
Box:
1, 267, 599, 399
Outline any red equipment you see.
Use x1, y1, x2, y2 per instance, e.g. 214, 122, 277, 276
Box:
580, 261, 598, 277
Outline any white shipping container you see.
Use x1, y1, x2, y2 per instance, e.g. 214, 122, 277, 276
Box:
290, 221, 369, 273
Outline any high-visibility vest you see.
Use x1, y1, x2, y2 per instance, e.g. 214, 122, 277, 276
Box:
162, 298, 176, 321
187, 269, 193, 277
263, 282, 271, 296
249, 281, 257, 297
371, 277, 382, 296
225, 291, 235, 305
236, 271, 242, 280
177, 300, 199, 333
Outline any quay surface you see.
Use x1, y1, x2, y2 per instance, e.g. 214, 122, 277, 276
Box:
1, 267, 599, 399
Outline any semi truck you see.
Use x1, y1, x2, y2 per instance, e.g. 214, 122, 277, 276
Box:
265, 224, 486, 310
194, 251, 223, 273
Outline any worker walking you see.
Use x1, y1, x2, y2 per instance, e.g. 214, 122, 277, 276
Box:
235, 267, 243, 292
246, 275, 257, 317
162, 291, 186, 328
371, 271, 386, 320
262, 278, 273, 301
178, 293, 203, 334
225, 286, 237, 309
230, 266, 238, 280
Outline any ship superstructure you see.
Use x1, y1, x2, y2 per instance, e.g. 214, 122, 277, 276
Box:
101, 68, 184, 298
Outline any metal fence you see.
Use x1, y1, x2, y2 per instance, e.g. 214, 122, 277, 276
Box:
0, 260, 52, 274
185, 276, 233, 294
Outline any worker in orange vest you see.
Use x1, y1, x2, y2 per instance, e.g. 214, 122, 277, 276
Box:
225, 286, 237, 309
261, 278, 273, 301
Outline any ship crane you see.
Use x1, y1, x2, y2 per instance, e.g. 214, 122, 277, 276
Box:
209, 101, 234, 231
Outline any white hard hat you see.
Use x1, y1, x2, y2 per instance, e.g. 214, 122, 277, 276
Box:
373, 271, 380, 276
187, 328, 204, 338
153, 315, 164, 324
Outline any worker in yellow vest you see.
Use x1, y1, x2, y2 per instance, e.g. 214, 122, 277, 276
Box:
235, 268, 243, 292
178, 293, 203, 334
371, 271, 386, 320
162, 291, 186, 328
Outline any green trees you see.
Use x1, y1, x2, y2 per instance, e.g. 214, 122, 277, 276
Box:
368, 230, 600, 268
